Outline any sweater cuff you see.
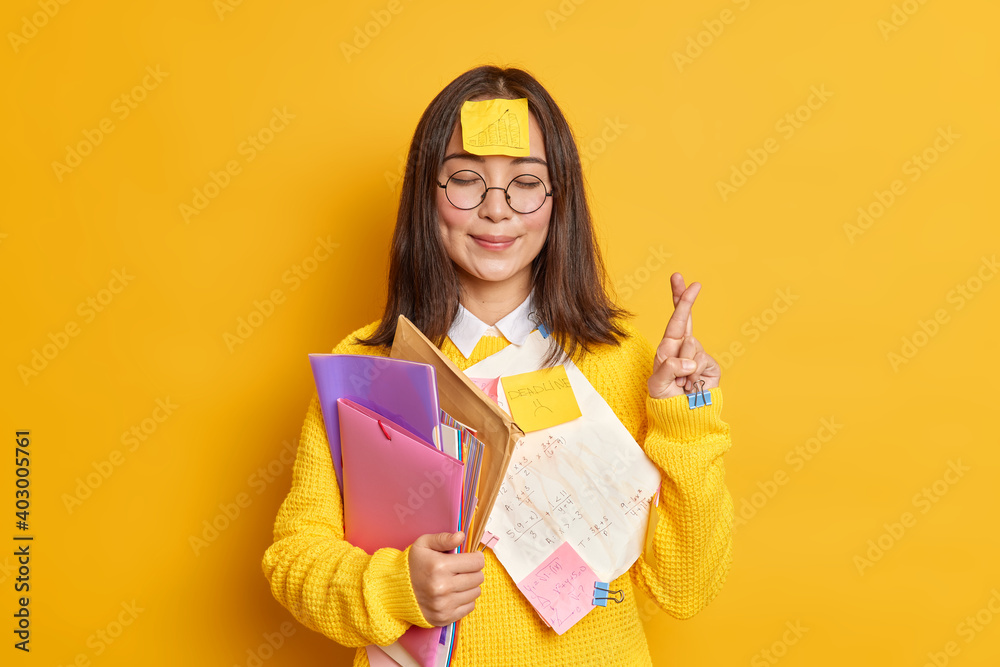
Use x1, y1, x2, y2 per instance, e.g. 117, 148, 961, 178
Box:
646, 387, 726, 443
370, 545, 434, 629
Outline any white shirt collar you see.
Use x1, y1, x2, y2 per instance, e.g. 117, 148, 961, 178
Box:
447, 289, 539, 359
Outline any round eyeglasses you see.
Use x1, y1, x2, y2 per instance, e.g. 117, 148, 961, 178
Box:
438, 170, 553, 215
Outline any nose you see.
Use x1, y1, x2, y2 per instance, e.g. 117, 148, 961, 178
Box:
478, 186, 512, 223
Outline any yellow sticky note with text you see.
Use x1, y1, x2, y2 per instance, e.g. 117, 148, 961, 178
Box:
461, 98, 530, 157
502, 365, 582, 432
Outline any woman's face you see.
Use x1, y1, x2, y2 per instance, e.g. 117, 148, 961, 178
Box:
435, 110, 552, 298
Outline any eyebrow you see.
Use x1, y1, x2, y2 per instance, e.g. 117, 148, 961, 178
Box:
442, 151, 548, 167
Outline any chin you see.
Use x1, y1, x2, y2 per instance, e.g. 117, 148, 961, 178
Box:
471, 272, 517, 284
462, 265, 521, 284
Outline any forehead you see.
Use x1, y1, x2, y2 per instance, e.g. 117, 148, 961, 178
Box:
443, 109, 547, 161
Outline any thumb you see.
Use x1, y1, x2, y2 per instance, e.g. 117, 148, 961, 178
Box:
417, 531, 464, 552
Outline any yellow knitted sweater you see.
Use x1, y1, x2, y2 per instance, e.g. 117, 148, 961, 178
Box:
261, 319, 734, 666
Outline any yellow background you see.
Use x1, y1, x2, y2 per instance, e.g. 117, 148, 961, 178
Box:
2, 0, 998, 665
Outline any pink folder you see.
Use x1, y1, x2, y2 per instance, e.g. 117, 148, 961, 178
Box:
337, 398, 464, 666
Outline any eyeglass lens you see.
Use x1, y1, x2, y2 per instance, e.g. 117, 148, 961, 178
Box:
444, 170, 548, 214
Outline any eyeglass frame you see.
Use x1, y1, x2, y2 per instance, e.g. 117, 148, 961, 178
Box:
436, 169, 554, 215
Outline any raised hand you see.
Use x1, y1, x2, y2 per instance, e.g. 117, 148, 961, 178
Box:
647, 272, 722, 400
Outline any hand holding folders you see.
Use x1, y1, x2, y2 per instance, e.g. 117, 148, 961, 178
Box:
334, 396, 466, 667
310, 315, 522, 667
408, 531, 485, 627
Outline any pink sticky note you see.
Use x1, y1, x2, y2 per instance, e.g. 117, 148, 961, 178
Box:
469, 377, 500, 403
516, 542, 598, 635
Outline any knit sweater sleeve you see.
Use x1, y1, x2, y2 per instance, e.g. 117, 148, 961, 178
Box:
614, 325, 735, 620
260, 327, 434, 647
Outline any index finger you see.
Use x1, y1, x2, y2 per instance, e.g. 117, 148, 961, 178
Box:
449, 551, 486, 574
663, 282, 700, 340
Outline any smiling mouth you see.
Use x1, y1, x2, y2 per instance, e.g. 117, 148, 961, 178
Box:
471, 235, 517, 250
473, 235, 516, 243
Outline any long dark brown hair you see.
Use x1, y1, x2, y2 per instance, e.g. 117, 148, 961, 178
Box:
357, 65, 631, 364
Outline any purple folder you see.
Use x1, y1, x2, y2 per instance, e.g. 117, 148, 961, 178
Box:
309, 354, 440, 493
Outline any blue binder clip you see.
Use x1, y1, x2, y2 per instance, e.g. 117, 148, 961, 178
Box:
686, 379, 712, 409
592, 582, 624, 607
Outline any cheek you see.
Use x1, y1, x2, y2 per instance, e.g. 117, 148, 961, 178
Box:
436, 202, 471, 264
525, 212, 551, 244
436, 192, 467, 233
437, 212, 466, 247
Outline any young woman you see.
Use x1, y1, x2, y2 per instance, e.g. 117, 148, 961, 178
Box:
262, 65, 733, 666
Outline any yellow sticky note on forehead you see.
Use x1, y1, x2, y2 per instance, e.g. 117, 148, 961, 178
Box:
461, 98, 530, 157
502, 365, 582, 433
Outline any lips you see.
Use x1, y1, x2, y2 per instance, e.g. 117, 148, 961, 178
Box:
471, 234, 516, 250
472, 235, 516, 243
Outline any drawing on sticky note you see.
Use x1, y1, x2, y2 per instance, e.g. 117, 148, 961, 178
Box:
515, 541, 598, 635
531, 398, 553, 417
461, 98, 531, 157
502, 365, 581, 432
468, 108, 519, 149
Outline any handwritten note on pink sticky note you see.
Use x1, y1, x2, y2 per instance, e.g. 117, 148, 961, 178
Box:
469, 377, 500, 404
516, 541, 598, 635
